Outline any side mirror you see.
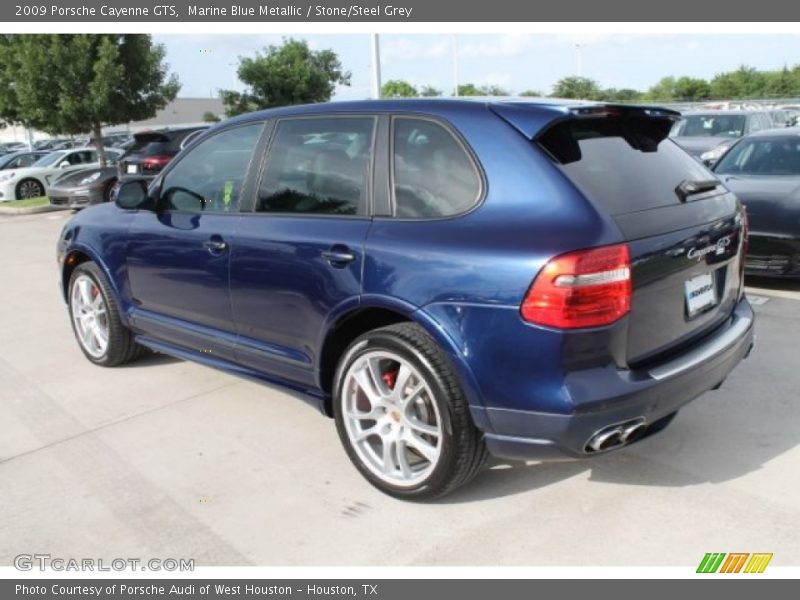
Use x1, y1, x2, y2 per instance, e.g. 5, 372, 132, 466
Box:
115, 179, 154, 210
702, 158, 717, 168
59, 161, 71, 169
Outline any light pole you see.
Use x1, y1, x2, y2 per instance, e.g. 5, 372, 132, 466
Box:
453, 35, 460, 97
370, 34, 382, 99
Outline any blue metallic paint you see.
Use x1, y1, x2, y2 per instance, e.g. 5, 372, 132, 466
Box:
57, 99, 754, 462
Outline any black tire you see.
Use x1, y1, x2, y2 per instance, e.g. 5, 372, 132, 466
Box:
102, 178, 118, 203
15, 178, 44, 199
67, 261, 144, 367
333, 322, 488, 500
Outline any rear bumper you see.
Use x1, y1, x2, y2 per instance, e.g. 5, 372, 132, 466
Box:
481, 298, 755, 461
744, 234, 800, 278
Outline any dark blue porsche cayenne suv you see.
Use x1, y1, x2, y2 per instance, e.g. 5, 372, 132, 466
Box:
57, 100, 755, 499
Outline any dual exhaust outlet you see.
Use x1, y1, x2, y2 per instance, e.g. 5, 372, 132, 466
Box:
585, 418, 647, 453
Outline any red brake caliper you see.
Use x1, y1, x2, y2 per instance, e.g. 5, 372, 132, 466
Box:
382, 369, 398, 390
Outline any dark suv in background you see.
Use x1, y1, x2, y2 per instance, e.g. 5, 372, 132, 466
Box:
118, 126, 207, 181
58, 100, 754, 499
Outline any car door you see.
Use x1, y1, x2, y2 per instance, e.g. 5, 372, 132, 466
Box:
125, 122, 265, 360
229, 115, 377, 387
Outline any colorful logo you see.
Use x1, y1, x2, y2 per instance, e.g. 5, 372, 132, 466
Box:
697, 553, 773, 573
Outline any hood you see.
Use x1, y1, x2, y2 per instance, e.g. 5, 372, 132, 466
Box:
721, 174, 800, 236
51, 166, 116, 189
672, 136, 735, 157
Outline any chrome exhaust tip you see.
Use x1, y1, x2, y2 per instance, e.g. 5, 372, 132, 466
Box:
587, 428, 623, 452
619, 421, 647, 444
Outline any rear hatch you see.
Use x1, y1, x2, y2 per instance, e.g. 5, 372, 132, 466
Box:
498, 104, 747, 366
119, 129, 197, 178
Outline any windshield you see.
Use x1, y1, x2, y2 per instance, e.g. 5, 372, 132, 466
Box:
672, 114, 747, 138
31, 151, 68, 167
715, 137, 800, 175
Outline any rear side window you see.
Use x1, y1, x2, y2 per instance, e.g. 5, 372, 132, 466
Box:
392, 118, 481, 218
539, 117, 711, 215
257, 117, 375, 216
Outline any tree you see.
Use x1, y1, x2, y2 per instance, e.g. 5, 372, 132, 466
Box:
455, 83, 482, 96
519, 90, 544, 97
710, 65, 767, 99
0, 35, 179, 165
765, 66, 798, 97
551, 77, 602, 100
673, 77, 711, 101
419, 85, 442, 97
202, 111, 221, 123
480, 85, 510, 96
644, 76, 678, 101
599, 88, 643, 103
221, 38, 350, 116
381, 80, 417, 98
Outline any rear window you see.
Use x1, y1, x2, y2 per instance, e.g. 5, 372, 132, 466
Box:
715, 137, 800, 175
672, 114, 746, 138
538, 117, 711, 215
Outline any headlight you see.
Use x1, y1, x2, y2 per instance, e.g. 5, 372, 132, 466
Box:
79, 172, 102, 185
0, 171, 16, 183
701, 142, 734, 163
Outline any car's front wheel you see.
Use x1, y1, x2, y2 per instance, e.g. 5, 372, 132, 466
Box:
68, 262, 143, 366
16, 178, 44, 199
333, 323, 487, 499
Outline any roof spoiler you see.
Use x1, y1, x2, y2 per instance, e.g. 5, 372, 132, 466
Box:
490, 102, 681, 140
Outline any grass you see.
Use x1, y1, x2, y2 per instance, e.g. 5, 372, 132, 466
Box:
0, 196, 48, 209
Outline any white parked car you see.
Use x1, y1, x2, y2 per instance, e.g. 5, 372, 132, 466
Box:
0, 147, 122, 201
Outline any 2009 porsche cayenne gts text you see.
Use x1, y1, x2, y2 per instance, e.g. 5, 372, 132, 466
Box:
57, 100, 755, 499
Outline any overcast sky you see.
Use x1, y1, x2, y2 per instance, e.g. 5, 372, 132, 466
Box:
153, 34, 800, 99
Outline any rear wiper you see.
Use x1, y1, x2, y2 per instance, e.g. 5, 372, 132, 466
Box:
675, 179, 720, 203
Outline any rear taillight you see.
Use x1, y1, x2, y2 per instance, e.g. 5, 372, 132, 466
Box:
521, 243, 632, 329
142, 155, 172, 170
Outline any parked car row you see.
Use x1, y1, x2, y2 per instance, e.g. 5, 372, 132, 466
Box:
0, 126, 207, 204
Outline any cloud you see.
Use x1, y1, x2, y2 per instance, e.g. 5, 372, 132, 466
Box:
382, 37, 452, 61
458, 34, 534, 58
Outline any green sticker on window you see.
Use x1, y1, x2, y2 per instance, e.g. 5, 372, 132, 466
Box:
222, 180, 234, 206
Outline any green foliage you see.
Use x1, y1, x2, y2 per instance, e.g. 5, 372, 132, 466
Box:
419, 85, 442, 97
221, 38, 350, 116
598, 88, 643, 103
551, 77, 602, 100
519, 90, 544, 97
202, 111, 221, 123
381, 80, 418, 98
0, 34, 179, 165
454, 83, 510, 97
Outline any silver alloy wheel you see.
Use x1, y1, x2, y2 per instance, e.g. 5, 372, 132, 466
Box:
18, 180, 43, 199
342, 350, 443, 487
70, 274, 109, 359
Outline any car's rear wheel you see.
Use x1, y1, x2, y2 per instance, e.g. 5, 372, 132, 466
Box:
16, 178, 44, 199
68, 262, 143, 367
333, 323, 488, 499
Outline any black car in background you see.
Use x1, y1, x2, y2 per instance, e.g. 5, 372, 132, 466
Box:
671, 110, 773, 165
0, 150, 49, 170
118, 127, 207, 180
713, 128, 800, 277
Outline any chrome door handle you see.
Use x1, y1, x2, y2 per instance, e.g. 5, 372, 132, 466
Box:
321, 249, 356, 265
203, 238, 228, 253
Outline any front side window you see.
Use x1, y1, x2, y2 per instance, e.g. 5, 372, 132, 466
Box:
392, 118, 481, 218
160, 123, 263, 213
715, 137, 800, 175
257, 117, 375, 216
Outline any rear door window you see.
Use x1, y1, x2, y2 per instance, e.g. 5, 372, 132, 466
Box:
256, 117, 375, 216
538, 117, 712, 215
392, 118, 481, 218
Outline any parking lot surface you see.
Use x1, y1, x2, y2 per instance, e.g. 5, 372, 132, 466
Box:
1, 211, 799, 566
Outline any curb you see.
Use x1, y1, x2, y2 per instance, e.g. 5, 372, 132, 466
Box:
0, 204, 72, 216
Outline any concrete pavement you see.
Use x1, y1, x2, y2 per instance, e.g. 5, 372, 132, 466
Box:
1, 211, 798, 566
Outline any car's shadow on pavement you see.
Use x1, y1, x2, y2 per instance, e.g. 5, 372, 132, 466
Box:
117, 350, 182, 368
745, 274, 800, 292
440, 290, 800, 503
